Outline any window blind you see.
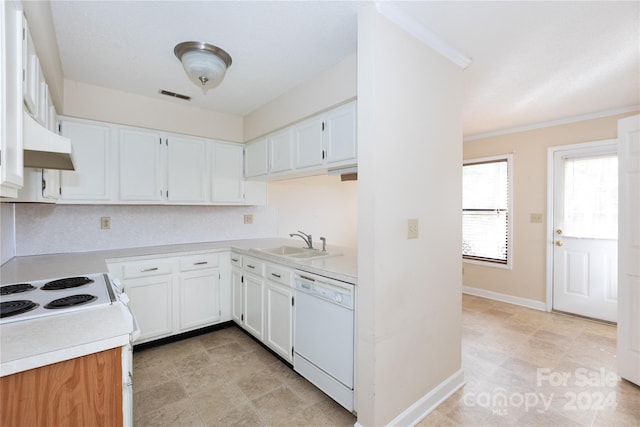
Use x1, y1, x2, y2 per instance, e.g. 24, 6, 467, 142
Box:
462, 159, 509, 264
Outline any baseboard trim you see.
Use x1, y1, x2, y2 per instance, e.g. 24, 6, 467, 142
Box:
463, 286, 546, 311
386, 369, 465, 427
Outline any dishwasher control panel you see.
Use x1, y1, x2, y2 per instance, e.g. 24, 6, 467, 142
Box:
294, 272, 354, 310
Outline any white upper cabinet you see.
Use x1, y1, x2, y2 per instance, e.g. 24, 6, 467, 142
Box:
119, 128, 164, 202
53, 117, 263, 205
211, 143, 244, 203
166, 136, 207, 203
21, 17, 38, 118
243, 101, 357, 181
59, 119, 112, 202
293, 116, 325, 169
268, 128, 294, 173
0, 1, 24, 198
245, 137, 268, 178
324, 101, 357, 165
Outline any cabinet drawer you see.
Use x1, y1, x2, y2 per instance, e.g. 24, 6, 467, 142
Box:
122, 259, 173, 279
243, 257, 265, 276
179, 253, 219, 271
265, 264, 293, 287
230, 253, 243, 268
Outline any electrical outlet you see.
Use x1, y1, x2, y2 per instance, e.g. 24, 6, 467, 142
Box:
407, 218, 419, 239
530, 213, 543, 223
100, 217, 111, 230
244, 214, 253, 224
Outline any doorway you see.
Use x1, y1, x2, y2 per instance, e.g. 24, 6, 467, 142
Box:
547, 140, 618, 322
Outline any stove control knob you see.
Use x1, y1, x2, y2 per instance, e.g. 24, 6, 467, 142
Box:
335, 294, 343, 303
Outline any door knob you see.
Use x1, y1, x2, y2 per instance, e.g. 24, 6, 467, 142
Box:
556, 241, 564, 246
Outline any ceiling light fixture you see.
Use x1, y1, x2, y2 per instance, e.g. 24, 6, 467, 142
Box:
174, 41, 232, 92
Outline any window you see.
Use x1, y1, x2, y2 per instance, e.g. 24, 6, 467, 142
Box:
462, 154, 513, 267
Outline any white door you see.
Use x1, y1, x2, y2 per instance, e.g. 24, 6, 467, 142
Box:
617, 114, 640, 386
552, 142, 618, 322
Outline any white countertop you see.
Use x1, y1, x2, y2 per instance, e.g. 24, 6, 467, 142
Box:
0, 302, 134, 376
0, 238, 357, 376
0, 238, 358, 285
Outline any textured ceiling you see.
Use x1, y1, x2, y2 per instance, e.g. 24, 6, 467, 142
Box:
50, 1, 639, 137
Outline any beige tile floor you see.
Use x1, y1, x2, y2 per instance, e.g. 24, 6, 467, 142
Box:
419, 295, 639, 427
132, 325, 356, 426
133, 295, 639, 426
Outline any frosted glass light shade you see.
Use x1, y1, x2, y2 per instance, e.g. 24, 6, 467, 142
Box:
174, 42, 232, 91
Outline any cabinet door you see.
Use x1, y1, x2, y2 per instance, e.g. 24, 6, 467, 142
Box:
59, 120, 112, 201
166, 137, 207, 203
294, 116, 324, 169
21, 17, 38, 117
119, 128, 163, 202
245, 138, 268, 177
243, 274, 264, 340
0, 1, 24, 198
211, 143, 244, 203
268, 128, 293, 173
125, 275, 173, 343
41, 169, 60, 200
324, 102, 357, 164
179, 268, 220, 331
231, 267, 244, 324
265, 281, 293, 362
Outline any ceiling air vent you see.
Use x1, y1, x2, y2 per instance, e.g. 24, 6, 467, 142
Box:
159, 89, 191, 101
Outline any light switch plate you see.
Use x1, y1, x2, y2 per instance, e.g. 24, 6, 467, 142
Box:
530, 213, 543, 223
407, 218, 419, 239
244, 214, 253, 224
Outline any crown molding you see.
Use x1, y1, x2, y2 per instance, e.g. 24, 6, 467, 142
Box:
464, 105, 640, 142
375, 2, 472, 69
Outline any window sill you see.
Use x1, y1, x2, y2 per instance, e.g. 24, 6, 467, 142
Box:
463, 258, 512, 270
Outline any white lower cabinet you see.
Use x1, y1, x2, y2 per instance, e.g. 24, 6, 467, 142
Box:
231, 252, 293, 362
179, 268, 220, 331
230, 254, 244, 324
265, 263, 294, 362
108, 251, 226, 344
243, 257, 265, 340
125, 273, 174, 343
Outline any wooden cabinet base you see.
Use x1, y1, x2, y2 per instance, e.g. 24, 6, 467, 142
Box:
0, 347, 123, 427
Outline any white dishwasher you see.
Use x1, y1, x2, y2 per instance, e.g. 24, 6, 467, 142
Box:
293, 271, 355, 412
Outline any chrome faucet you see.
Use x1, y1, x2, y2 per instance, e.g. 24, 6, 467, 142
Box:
290, 230, 313, 249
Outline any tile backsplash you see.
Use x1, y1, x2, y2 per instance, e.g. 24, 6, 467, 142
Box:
15, 204, 278, 256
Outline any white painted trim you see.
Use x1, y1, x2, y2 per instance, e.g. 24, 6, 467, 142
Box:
463, 286, 546, 311
375, 2, 472, 69
545, 139, 619, 313
464, 105, 640, 142
386, 369, 465, 427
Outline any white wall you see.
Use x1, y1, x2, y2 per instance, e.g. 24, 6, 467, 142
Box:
267, 174, 357, 248
243, 53, 357, 141
463, 111, 638, 303
0, 203, 16, 264
63, 80, 244, 142
15, 204, 277, 256
356, 4, 463, 425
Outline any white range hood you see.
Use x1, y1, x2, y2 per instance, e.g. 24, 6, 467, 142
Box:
22, 110, 75, 170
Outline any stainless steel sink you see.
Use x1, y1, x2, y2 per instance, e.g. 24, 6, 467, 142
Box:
251, 246, 338, 260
